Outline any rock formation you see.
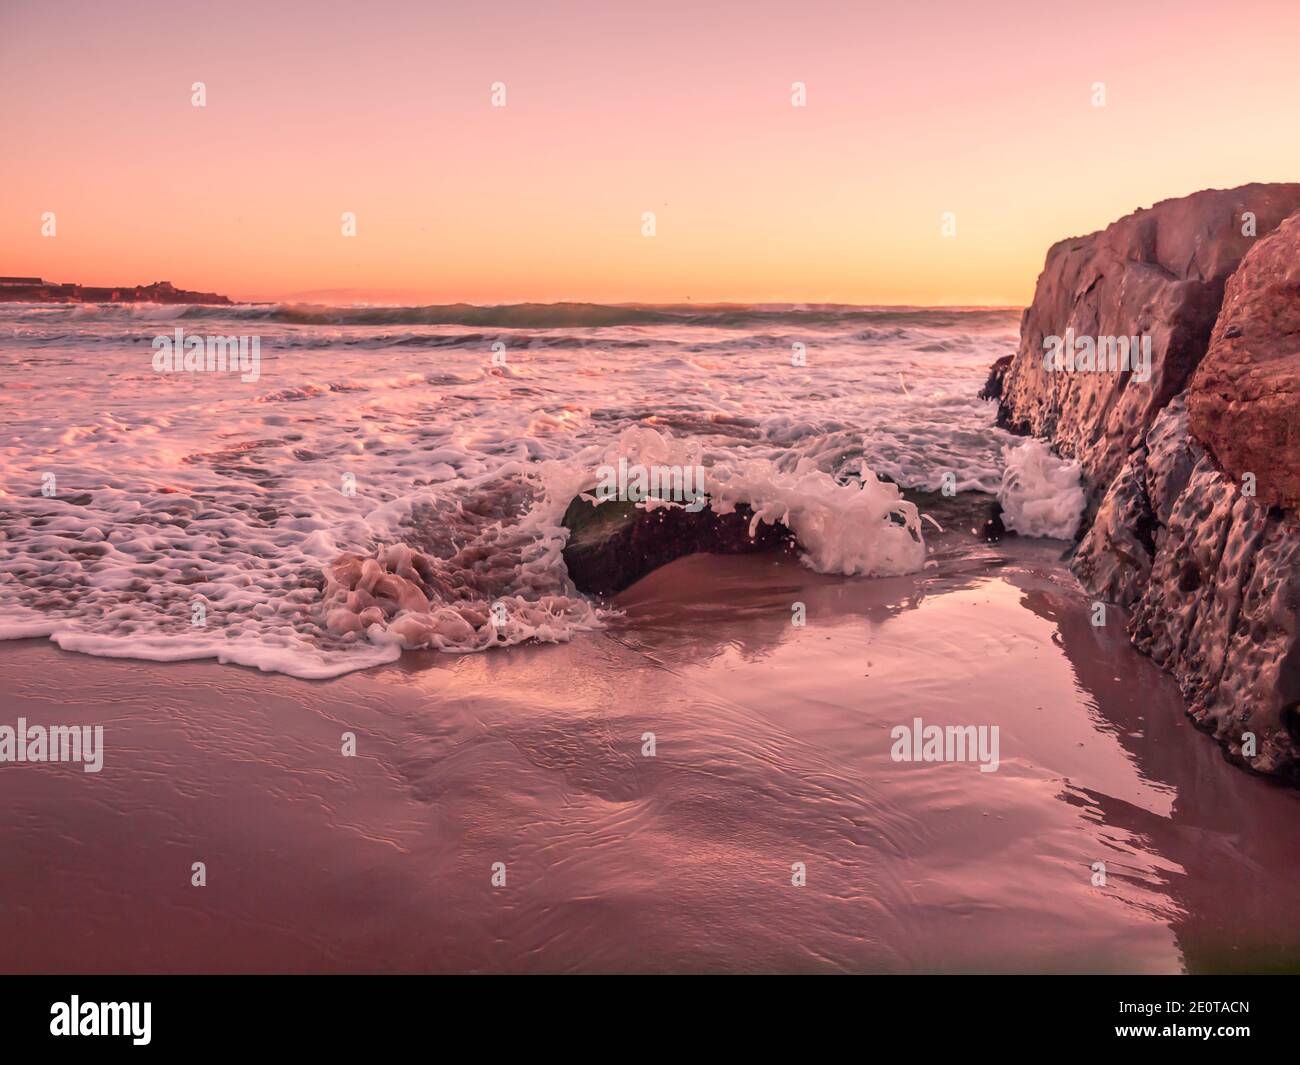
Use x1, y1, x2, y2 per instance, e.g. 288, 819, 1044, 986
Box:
1188, 210, 1300, 512
978, 354, 1013, 401
997, 183, 1300, 505
994, 184, 1300, 779
561, 497, 798, 597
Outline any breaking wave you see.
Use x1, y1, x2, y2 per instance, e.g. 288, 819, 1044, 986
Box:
0, 302, 1019, 678
0, 299, 1018, 330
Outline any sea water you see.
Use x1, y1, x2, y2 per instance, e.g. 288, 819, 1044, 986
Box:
0, 302, 1027, 677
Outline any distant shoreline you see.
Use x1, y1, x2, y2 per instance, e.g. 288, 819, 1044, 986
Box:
0, 277, 232, 305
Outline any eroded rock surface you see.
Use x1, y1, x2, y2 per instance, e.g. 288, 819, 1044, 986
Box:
996, 186, 1300, 779
1073, 398, 1300, 776
1072, 398, 1193, 606
1130, 450, 1300, 776
1188, 209, 1300, 511
998, 183, 1300, 504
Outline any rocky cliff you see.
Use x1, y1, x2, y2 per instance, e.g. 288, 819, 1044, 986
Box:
995, 185, 1300, 779
998, 184, 1300, 506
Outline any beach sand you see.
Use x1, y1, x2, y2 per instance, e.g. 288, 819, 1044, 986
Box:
4, 534, 1300, 975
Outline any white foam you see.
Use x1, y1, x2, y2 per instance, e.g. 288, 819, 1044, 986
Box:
708, 457, 924, 576
997, 439, 1086, 539
0, 304, 1017, 677
544, 425, 926, 577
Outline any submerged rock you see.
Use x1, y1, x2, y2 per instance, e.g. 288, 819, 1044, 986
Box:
899, 487, 1007, 543
561, 497, 798, 597
561, 484, 1006, 601
978, 354, 1013, 401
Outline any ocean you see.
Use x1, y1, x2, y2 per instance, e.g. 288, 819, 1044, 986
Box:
0, 302, 1021, 677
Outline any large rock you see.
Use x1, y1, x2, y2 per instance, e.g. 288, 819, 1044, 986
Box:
995, 186, 1300, 780
1129, 448, 1300, 777
998, 184, 1300, 504
1072, 397, 1195, 606
1074, 397, 1300, 777
1188, 210, 1300, 511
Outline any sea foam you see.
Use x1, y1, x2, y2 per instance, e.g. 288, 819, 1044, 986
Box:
0, 302, 1018, 678
997, 439, 1086, 539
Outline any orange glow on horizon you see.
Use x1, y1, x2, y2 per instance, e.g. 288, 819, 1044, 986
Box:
2, 0, 1299, 306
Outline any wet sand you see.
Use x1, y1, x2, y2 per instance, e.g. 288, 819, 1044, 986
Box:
3, 537, 1300, 974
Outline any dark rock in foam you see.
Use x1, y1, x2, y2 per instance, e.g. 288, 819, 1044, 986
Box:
561, 483, 1007, 601
978, 354, 1013, 402
561, 497, 798, 597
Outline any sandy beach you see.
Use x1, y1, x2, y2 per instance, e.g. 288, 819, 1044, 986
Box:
4, 533, 1299, 974
8, 0, 1300, 1037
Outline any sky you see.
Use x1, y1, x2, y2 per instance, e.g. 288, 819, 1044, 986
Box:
2, 0, 1299, 306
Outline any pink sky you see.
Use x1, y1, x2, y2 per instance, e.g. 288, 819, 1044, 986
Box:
2, 0, 1298, 304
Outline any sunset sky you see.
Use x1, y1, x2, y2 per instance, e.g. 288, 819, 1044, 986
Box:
3, 0, 1298, 305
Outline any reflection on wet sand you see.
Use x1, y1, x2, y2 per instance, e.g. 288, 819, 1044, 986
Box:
1, 534, 1297, 973
1020, 578, 1300, 973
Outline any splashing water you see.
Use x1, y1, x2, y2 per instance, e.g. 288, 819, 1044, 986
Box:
998, 439, 1087, 539
0, 302, 1019, 677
